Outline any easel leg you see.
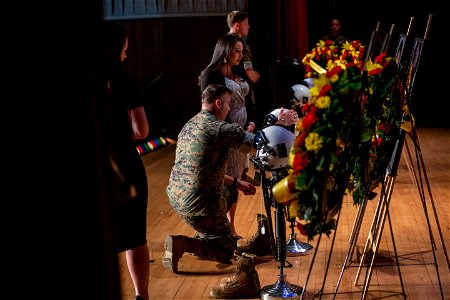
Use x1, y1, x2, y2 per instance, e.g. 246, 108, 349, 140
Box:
405, 130, 450, 271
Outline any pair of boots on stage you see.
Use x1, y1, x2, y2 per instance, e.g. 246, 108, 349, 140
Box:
211, 212, 313, 299
161, 231, 262, 299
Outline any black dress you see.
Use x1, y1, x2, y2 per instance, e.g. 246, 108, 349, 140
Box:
108, 73, 148, 253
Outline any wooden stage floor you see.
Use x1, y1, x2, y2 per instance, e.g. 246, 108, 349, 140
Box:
119, 126, 450, 300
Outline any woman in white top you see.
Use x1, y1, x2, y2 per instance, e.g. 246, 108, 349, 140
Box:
199, 34, 254, 239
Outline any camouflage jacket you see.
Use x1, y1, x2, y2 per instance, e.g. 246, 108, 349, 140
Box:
166, 109, 254, 216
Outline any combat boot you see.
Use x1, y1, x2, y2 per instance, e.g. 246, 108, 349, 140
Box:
236, 213, 272, 257
163, 235, 233, 273
162, 235, 190, 273
210, 253, 261, 299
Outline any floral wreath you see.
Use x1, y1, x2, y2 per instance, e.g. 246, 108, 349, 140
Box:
272, 40, 400, 240
348, 53, 403, 204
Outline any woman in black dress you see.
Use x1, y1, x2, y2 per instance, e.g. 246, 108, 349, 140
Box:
100, 22, 150, 300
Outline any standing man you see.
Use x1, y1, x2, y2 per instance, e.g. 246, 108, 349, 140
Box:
227, 10, 261, 184
227, 11, 260, 87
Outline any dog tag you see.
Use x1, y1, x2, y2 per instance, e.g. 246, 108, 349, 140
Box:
261, 226, 265, 235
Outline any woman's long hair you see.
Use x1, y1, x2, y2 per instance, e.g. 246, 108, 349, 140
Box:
100, 22, 128, 81
200, 33, 243, 76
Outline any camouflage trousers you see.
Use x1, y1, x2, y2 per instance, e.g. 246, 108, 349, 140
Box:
181, 184, 238, 263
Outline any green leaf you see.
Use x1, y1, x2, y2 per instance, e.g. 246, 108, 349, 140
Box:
360, 128, 373, 143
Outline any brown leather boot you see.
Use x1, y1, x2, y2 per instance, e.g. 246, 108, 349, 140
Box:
210, 253, 261, 299
163, 235, 235, 273
162, 235, 189, 273
236, 214, 272, 257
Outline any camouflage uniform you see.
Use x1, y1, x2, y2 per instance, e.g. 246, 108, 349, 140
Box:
241, 36, 254, 72
166, 109, 254, 262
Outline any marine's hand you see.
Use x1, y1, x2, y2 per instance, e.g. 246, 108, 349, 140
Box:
246, 121, 256, 132
278, 108, 299, 126
246, 69, 260, 84
237, 179, 257, 195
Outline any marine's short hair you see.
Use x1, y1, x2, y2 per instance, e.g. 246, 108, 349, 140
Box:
227, 10, 249, 29
201, 84, 231, 104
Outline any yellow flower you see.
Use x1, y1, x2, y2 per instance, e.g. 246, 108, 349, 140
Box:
336, 137, 346, 151
317, 39, 326, 48
288, 200, 300, 218
296, 119, 303, 131
365, 58, 383, 73
327, 59, 346, 72
310, 86, 319, 97
341, 40, 351, 49
305, 132, 323, 153
289, 150, 295, 166
316, 96, 331, 109
329, 73, 339, 83
310, 74, 329, 98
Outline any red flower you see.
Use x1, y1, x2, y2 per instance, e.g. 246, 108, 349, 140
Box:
295, 130, 308, 147
327, 66, 342, 78
362, 94, 369, 105
319, 84, 332, 97
368, 68, 382, 76
345, 62, 358, 69
370, 139, 377, 150
374, 53, 386, 64
292, 152, 309, 174
376, 137, 383, 146
378, 122, 392, 132
301, 102, 310, 114
301, 106, 320, 130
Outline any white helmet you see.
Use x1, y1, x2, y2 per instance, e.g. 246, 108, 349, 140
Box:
290, 83, 310, 108
269, 108, 281, 119
303, 77, 314, 89
255, 125, 295, 170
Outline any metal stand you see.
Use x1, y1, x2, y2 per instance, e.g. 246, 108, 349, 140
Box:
285, 217, 313, 257
352, 123, 448, 300
253, 164, 303, 300
404, 128, 450, 271
261, 274, 303, 300
285, 204, 313, 257
261, 197, 304, 300
299, 207, 342, 300
354, 130, 408, 300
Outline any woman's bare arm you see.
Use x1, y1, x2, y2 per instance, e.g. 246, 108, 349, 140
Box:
128, 106, 149, 141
